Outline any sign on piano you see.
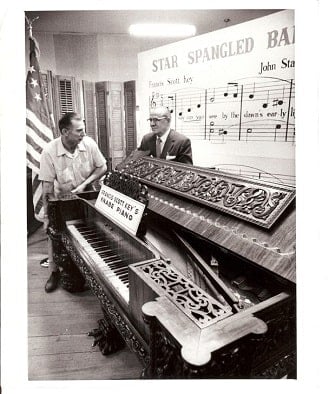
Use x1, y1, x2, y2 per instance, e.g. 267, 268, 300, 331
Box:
95, 184, 146, 235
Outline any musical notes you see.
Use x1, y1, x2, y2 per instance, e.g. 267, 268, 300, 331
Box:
218, 128, 228, 135
274, 124, 281, 141
209, 121, 215, 134
262, 91, 270, 108
148, 77, 295, 145
245, 127, 253, 142
249, 83, 255, 99
209, 88, 215, 103
273, 86, 285, 106
224, 82, 239, 98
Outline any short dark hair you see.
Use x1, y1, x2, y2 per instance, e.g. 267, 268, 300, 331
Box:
58, 112, 81, 133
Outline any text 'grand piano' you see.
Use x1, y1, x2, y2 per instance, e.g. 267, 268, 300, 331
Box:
47, 157, 296, 378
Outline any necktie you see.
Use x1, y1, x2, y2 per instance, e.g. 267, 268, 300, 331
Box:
156, 137, 162, 158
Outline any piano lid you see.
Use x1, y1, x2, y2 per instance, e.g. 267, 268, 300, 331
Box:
120, 157, 295, 230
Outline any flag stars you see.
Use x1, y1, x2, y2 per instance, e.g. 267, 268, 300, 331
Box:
34, 93, 42, 102
28, 65, 36, 73
30, 78, 38, 88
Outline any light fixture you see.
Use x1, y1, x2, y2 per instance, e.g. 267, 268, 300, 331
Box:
129, 24, 196, 38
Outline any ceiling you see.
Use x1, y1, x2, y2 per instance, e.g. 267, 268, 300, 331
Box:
25, 9, 281, 45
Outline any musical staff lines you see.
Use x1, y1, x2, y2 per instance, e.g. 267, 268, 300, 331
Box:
149, 77, 295, 144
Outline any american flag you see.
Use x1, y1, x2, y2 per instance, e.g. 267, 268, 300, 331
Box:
26, 36, 55, 221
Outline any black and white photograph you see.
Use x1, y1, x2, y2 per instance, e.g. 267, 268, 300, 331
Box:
0, 0, 325, 392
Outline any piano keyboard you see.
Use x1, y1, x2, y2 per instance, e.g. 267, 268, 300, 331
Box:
66, 220, 130, 304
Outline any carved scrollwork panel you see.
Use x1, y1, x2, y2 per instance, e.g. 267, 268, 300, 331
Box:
104, 171, 149, 208
122, 158, 295, 228
139, 260, 232, 328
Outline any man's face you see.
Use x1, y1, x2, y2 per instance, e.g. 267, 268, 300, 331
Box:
64, 119, 85, 147
149, 110, 170, 137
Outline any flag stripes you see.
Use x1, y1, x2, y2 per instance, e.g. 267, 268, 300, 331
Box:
26, 134, 43, 155
26, 109, 53, 141
32, 174, 43, 217
26, 151, 40, 173
26, 36, 55, 222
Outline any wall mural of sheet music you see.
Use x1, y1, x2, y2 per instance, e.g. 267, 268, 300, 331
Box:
149, 77, 295, 145
137, 10, 295, 179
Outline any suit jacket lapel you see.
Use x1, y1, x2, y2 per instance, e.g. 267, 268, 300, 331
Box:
161, 129, 174, 159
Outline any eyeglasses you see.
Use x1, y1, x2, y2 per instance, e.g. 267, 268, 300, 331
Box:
147, 117, 167, 122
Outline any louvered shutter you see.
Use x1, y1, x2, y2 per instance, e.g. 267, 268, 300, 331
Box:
95, 82, 110, 161
108, 82, 125, 169
53, 75, 79, 128
82, 80, 97, 141
124, 81, 137, 156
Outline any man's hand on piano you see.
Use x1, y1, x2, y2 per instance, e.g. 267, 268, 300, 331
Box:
71, 183, 86, 194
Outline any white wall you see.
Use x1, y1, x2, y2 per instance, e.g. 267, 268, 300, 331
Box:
26, 32, 143, 82
137, 10, 295, 178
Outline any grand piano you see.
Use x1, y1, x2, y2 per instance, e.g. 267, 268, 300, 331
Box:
47, 156, 296, 379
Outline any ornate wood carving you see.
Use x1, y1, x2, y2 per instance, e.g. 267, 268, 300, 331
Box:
139, 260, 232, 328
103, 171, 149, 207
103, 170, 149, 236
144, 309, 295, 379
47, 200, 86, 292
61, 234, 150, 366
142, 270, 295, 378
121, 157, 295, 228
87, 315, 125, 355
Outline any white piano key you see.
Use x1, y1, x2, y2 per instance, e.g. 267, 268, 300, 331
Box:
66, 223, 130, 302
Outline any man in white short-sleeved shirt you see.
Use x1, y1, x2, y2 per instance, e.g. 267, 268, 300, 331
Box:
39, 112, 107, 292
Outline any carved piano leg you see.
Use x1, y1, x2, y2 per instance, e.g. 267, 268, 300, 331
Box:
88, 310, 125, 355
51, 236, 86, 293
142, 315, 186, 379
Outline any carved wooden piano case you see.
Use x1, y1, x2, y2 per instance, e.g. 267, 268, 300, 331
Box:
48, 157, 296, 379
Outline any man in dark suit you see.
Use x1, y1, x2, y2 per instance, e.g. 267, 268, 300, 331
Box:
138, 106, 193, 165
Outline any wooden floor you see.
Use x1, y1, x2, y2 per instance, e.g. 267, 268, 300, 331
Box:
27, 227, 142, 380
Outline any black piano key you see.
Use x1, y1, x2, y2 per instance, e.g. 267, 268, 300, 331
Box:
102, 253, 123, 260
77, 227, 100, 232
100, 253, 121, 260
107, 261, 126, 269
92, 246, 117, 253
104, 258, 131, 266
105, 261, 126, 269
72, 223, 132, 290
105, 259, 128, 267
91, 246, 112, 252
77, 227, 99, 233
112, 266, 128, 274
84, 236, 108, 242
107, 269, 127, 276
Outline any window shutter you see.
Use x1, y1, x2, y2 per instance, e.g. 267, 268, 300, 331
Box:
124, 81, 137, 156
95, 82, 110, 161
82, 80, 97, 141
108, 82, 125, 170
53, 75, 79, 128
